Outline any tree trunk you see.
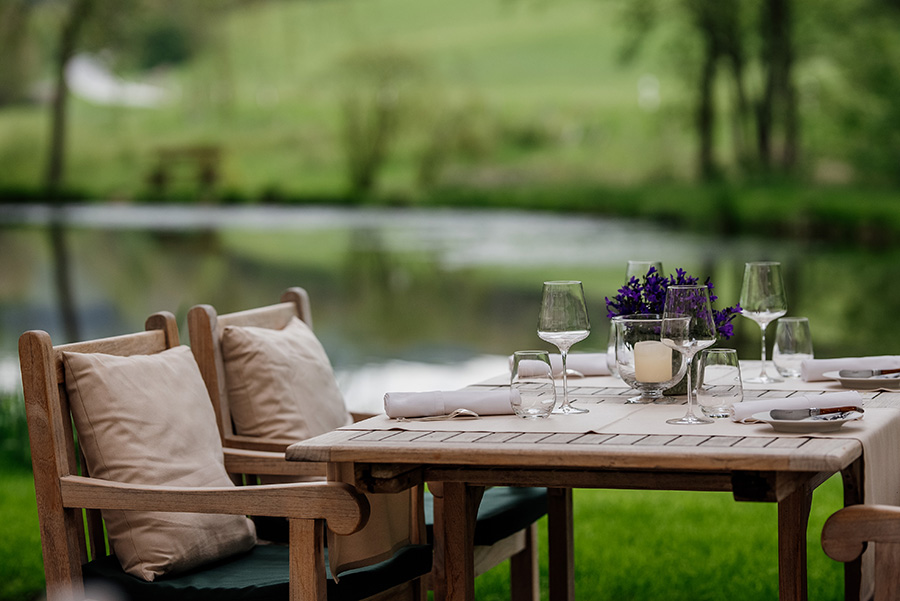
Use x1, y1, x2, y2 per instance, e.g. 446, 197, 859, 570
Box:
697, 37, 717, 181
45, 0, 94, 342
0, 1, 34, 105
757, 0, 797, 172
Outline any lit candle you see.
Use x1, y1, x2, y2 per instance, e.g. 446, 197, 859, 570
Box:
634, 340, 672, 382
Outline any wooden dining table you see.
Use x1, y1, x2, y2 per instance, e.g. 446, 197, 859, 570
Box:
287, 372, 900, 601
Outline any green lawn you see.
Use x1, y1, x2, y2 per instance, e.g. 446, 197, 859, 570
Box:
0, 467, 43, 601
0, 464, 845, 601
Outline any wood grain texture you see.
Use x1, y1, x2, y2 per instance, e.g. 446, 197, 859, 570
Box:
20, 311, 377, 601
58, 475, 367, 535
286, 385, 900, 601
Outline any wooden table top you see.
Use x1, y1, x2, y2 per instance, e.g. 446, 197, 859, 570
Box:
285, 384, 898, 476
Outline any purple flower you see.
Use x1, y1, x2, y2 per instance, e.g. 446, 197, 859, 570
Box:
605, 266, 742, 339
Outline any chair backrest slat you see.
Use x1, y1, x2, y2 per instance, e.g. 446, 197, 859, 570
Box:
19, 313, 179, 599
189, 288, 311, 445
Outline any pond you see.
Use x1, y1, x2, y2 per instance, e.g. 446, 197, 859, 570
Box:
1, 203, 898, 413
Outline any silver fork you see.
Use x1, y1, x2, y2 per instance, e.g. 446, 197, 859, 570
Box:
395, 408, 480, 422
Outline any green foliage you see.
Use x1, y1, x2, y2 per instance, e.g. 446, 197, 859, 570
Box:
473, 477, 844, 600
0, 467, 43, 601
0, 393, 30, 470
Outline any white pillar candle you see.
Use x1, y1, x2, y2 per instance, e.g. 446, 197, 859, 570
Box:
634, 340, 672, 382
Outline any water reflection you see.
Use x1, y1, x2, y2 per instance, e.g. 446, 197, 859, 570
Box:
1, 204, 898, 413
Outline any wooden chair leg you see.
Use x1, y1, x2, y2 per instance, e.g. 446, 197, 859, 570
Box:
875, 542, 900, 601
510, 522, 539, 601
290, 518, 327, 601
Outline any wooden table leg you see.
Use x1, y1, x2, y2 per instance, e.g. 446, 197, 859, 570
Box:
433, 482, 482, 601
841, 459, 864, 601
778, 483, 812, 601
548, 487, 574, 601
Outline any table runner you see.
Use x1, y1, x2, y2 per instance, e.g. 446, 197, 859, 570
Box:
345, 398, 900, 597
330, 373, 900, 595
476, 361, 852, 393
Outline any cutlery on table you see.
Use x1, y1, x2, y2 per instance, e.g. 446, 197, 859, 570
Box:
769, 406, 864, 420
839, 367, 900, 378
395, 408, 480, 422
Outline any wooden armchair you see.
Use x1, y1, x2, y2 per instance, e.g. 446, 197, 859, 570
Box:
822, 504, 900, 601
19, 312, 431, 601
188, 287, 547, 601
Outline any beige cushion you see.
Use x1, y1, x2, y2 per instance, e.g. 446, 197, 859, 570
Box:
221, 316, 352, 441
62, 345, 256, 582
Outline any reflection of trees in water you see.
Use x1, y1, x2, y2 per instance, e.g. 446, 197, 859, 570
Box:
6, 223, 900, 366
339, 226, 541, 359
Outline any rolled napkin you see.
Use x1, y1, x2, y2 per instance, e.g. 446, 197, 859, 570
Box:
384, 389, 517, 419
508, 353, 612, 377
731, 391, 863, 423
801, 356, 900, 382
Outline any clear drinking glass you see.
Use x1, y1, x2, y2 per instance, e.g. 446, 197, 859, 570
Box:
739, 261, 787, 384
607, 261, 663, 379
606, 320, 619, 377
538, 281, 590, 415
661, 285, 717, 425
626, 260, 663, 282
615, 314, 687, 404
697, 349, 743, 418
773, 317, 813, 378
510, 350, 557, 418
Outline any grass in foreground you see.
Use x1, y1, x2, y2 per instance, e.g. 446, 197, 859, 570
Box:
0, 466, 845, 601
474, 475, 844, 601
0, 466, 43, 601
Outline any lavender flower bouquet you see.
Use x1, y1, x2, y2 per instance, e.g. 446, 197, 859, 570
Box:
606, 267, 742, 339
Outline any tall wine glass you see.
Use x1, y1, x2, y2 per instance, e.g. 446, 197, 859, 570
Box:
608, 261, 663, 377
538, 281, 591, 415
739, 262, 787, 384
661, 285, 717, 425
625, 260, 663, 282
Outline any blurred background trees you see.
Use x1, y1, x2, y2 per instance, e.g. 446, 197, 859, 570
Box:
0, 0, 899, 201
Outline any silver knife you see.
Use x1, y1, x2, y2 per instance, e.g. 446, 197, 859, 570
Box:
839, 367, 900, 378
769, 406, 863, 420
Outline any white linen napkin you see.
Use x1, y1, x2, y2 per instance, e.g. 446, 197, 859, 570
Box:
384, 389, 516, 418
801, 356, 900, 381
731, 391, 863, 422
507, 353, 611, 377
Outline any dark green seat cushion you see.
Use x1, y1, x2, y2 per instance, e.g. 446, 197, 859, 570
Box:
425, 487, 547, 547
83, 543, 432, 601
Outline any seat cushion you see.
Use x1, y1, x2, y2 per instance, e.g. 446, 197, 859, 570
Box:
83, 543, 433, 601
221, 316, 352, 442
425, 487, 548, 547
63, 346, 257, 582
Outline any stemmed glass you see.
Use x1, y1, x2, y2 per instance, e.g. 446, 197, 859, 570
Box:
626, 260, 663, 282
661, 285, 717, 425
538, 281, 591, 415
607, 261, 663, 377
739, 262, 787, 384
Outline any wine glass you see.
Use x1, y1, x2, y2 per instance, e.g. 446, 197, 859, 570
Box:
625, 260, 663, 282
538, 281, 590, 415
739, 262, 787, 384
661, 285, 717, 425
608, 261, 663, 378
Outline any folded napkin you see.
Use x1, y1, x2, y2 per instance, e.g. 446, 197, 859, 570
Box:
508, 353, 611, 377
731, 391, 863, 423
801, 356, 900, 382
384, 389, 516, 418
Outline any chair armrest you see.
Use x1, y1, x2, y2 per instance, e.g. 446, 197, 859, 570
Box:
822, 504, 900, 562
224, 433, 298, 453
223, 447, 326, 478
58, 475, 368, 535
